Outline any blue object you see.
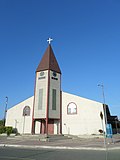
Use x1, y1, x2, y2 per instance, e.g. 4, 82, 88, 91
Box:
106, 124, 113, 138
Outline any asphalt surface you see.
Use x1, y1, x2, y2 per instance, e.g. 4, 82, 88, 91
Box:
0, 147, 120, 160
0, 134, 120, 160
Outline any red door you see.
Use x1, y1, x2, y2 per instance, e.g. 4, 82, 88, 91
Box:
41, 120, 46, 134
48, 119, 54, 134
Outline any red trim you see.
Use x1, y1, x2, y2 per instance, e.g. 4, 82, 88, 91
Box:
46, 70, 50, 134
60, 73, 62, 134
40, 120, 42, 133
31, 73, 37, 134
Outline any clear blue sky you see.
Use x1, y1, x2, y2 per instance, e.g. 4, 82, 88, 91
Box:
0, 0, 120, 120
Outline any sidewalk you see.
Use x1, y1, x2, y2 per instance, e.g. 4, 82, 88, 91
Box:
0, 134, 120, 150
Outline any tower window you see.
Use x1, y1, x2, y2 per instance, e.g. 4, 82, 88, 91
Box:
52, 89, 56, 110
38, 89, 43, 110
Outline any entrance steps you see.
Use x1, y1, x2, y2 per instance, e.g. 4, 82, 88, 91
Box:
46, 134, 72, 142
7, 134, 72, 142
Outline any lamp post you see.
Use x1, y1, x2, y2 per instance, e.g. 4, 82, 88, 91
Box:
98, 84, 108, 131
100, 111, 106, 146
98, 84, 108, 160
4, 96, 8, 126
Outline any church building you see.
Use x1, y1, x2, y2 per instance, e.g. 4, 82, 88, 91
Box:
6, 41, 116, 135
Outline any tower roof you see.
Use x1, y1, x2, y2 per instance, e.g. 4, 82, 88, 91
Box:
36, 45, 61, 74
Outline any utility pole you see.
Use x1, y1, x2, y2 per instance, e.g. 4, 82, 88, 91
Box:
98, 84, 108, 133
4, 96, 8, 126
98, 84, 108, 160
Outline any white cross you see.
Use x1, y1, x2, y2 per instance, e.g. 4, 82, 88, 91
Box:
47, 37, 53, 44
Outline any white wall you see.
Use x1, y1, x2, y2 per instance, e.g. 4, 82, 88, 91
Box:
6, 96, 34, 134
6, 91, 106, 136
62, 92, 105, 135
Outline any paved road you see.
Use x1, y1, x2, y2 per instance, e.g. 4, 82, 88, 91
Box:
0, 147, 120, 160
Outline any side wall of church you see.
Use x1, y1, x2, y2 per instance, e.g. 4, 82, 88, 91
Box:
62, 92, 105, 135
5, 96, 34, 134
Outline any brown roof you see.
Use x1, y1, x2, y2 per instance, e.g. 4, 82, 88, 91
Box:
36, 44, 61, 74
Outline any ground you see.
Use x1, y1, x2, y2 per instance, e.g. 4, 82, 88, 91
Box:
0, 134, 120, 160
0, 147, 120, 160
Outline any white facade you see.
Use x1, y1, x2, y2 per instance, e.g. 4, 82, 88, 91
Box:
6, 96, 34, 134
6, 92, 105, 135
5, 44, 106, 136
62, 92, 105, 135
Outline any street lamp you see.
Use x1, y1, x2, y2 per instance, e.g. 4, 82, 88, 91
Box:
98, 84, 108, 160
4, 96, 8, 126
98, 84, 108, 129
98, 84, 105, 104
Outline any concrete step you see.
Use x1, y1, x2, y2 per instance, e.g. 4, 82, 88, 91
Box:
7, 134, 71, 142
46, 134, 72, 142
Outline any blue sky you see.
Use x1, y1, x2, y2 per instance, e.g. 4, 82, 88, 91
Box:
0, 0, 120, 120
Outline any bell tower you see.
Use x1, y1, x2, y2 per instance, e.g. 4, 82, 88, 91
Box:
32, 39, 62, 135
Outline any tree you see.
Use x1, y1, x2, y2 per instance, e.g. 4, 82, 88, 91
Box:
0, 119, 4, 126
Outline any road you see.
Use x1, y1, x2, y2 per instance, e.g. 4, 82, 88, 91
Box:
0, 147, 120, 160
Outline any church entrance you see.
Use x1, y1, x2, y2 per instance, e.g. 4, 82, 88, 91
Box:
40, 119, 54, 134
40, 119, 46, 134
48, 119, 54, 134
33, 119, 60, 135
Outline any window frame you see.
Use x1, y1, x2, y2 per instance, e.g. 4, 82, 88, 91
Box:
23, 106, 30, 116
38, 88, 43, 110
67, 102, 77, 115
52, 89, 56, 110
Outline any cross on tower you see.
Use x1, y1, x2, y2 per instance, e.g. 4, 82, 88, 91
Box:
47, 38, 53, 44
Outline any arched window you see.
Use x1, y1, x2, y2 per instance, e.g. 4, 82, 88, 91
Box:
67, 102, 77, 114
23, 106, 30, 116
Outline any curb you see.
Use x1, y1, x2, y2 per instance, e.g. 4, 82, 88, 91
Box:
0, 144, 105, 150
0, 144, 120, 150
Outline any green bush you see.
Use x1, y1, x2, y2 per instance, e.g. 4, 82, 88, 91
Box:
0, 126, 13, 136
0, 126, 6, 134
6, 127, 13, 136
0, 120, 4, 126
